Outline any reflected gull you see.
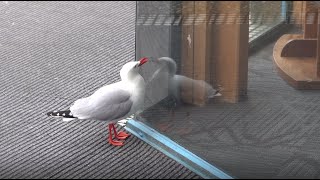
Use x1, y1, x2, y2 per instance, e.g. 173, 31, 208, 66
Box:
151, 57, 221, 106
145, 57, 222, 133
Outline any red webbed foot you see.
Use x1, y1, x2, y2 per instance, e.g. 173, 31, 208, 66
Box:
116, 131, 130, 140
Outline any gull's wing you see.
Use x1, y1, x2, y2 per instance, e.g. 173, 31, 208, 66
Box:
70, 82, 133, 121
174, 75, 219, 99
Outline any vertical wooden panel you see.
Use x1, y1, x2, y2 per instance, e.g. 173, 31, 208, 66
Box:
181, 1, 213, 106
181, 1, 195, 104
317, 8, 320, 77
238, 2, 249, 98
211, 1, 249, 103
181, 1, 249, 104
303, 1, 318, 39
193, 1, 212, 106
292, 1, 304, 27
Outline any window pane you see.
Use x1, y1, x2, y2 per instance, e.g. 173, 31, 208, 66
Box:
135, 1, 320, 179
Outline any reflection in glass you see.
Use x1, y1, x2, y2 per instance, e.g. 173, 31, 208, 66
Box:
135, 1, 320, 179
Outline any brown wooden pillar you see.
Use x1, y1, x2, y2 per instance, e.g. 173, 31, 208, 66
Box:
303, 1, 318, 39
181, 1, 249, 105
292, 1, 304, 27
181, 1, 195, 105
317, 8, 320, 77
181, 1, 213, 106
211, 1, 249, 103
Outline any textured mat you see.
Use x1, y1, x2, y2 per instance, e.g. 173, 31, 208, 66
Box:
0, 1, 201, 179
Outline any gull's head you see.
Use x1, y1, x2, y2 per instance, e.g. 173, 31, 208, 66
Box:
120, 57, 148, 82
157, 57, 177, 76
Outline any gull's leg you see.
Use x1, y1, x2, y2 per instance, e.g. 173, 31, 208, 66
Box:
170, 107, 175, 119
108, 123, 124, 146
111, 123, 130, 140
159, 103, 176, 132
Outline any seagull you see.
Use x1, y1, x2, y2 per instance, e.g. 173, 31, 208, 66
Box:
47, 57, 149, 146
148, 57, 222, 132
150, 57, 221, 106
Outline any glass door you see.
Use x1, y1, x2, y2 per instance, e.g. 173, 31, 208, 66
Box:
134, 1, 320, 179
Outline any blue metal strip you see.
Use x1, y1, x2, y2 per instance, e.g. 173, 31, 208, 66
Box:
125, 119, 234, 179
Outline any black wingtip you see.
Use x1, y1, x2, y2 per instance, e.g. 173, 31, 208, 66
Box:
46, 110, 75, 118
47, 111, 54, 116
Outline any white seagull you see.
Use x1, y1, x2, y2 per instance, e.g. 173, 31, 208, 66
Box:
150, 57, 221, 105
47, 57, 149, 146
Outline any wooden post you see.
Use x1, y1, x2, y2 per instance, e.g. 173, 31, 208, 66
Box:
317, 8, 320, 77
292, 1, 304, 28
210, 1, 249, 103
192, 1, 212, 106
180, 1, 213, 106
303, 1, 318, 39
181, 1, 249, 104
181, 1, 195, 105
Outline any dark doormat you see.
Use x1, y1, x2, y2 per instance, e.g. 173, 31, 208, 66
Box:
0, 1, 202, 179
0, 122, 202, 179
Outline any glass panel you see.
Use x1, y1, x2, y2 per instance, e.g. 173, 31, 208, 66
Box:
136, 1, 320, 179
249, 1, 285, 42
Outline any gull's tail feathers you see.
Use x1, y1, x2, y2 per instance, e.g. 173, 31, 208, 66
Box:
47, 110, 77, 121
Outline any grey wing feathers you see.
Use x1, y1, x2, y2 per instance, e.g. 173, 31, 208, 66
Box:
91, 89, 133, 120
70, 89, 133, 121
97, 98, 133, 120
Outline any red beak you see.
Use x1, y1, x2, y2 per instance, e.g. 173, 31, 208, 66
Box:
138, 57, 148, 66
